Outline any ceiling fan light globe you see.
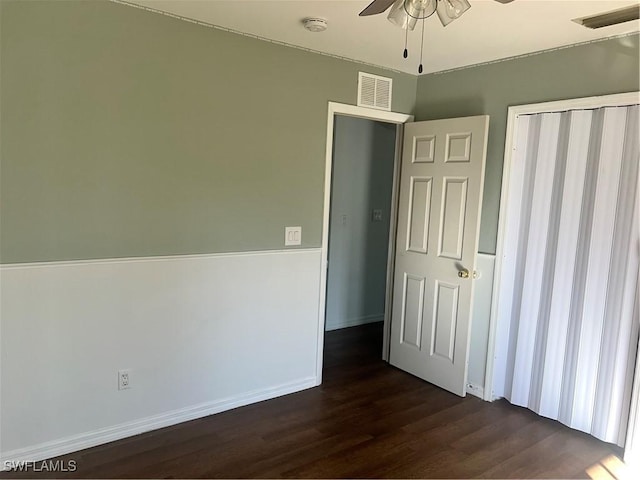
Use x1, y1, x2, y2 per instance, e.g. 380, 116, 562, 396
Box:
447, 0, 471, 17
436, 0, 470, 26
387, 0, 418, 30
387, 0, 437, 29
404, 0, 436, 19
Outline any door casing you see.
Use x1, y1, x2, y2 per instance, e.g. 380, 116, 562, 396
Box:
316, 102, 413, 384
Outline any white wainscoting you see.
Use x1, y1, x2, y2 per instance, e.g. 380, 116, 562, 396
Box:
0, 249, 322, 463
466, 253, 496, 399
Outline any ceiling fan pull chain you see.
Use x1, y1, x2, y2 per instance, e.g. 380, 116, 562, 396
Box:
418, 16, 425, 73
403, 22, 408, 58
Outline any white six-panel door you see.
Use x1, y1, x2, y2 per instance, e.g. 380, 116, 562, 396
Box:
390, 116, 489, 396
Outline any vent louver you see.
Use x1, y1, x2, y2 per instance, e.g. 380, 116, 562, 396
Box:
573, 4, 639, 29
358, 72, 392, 111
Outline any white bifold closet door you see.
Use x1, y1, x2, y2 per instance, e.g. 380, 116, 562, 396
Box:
500, 105, 639, 446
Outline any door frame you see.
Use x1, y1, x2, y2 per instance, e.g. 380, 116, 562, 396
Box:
315, 102, 413, 384
485, 92, 640, 446
626, 334, 640, 466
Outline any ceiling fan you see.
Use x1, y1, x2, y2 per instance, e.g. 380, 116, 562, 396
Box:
360, 0, 515, 29
360, 0, 515, 73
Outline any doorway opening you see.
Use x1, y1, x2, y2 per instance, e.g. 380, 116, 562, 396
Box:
323, 115, 398, 374
315, 103, 413, 383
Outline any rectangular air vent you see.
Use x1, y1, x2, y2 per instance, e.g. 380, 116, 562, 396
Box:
358, 72, 392, 111
573, 4, 639, 29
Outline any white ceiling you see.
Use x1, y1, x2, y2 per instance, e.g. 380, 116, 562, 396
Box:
126, 0, 640, 75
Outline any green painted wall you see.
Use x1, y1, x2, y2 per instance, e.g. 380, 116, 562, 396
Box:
415, 34, 640, 254
0, 0, 417, 263
3, 0, 638, 263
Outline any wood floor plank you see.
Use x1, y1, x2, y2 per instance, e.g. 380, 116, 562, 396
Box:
1, 322, 623, 478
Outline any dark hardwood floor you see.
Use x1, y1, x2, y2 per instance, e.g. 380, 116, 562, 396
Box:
3, 322, 622, 478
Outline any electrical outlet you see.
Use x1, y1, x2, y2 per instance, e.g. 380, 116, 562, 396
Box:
118, 369, 131, 390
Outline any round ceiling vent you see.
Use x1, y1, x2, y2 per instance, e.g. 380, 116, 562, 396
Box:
302, 17, 328, 32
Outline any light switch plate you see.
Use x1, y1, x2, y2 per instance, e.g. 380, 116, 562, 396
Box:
285, 226, 302, 246
372, 209, 383, 222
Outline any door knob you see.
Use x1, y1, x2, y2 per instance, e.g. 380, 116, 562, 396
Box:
457, 268, 478, 279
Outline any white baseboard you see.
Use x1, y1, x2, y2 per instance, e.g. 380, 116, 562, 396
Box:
1, 377, 316, 466
325, 314, 384, 331
466, 382, 485, 399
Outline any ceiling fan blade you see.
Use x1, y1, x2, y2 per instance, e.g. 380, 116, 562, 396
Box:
359, 0, 398, 17
493, 0, 515, 3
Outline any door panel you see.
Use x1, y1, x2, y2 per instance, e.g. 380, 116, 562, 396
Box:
439, 177, 468, 259
400, 273, 425, 349
431, 280, 459, 361
407, 177, 433, 253
390, 116, 489, 397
